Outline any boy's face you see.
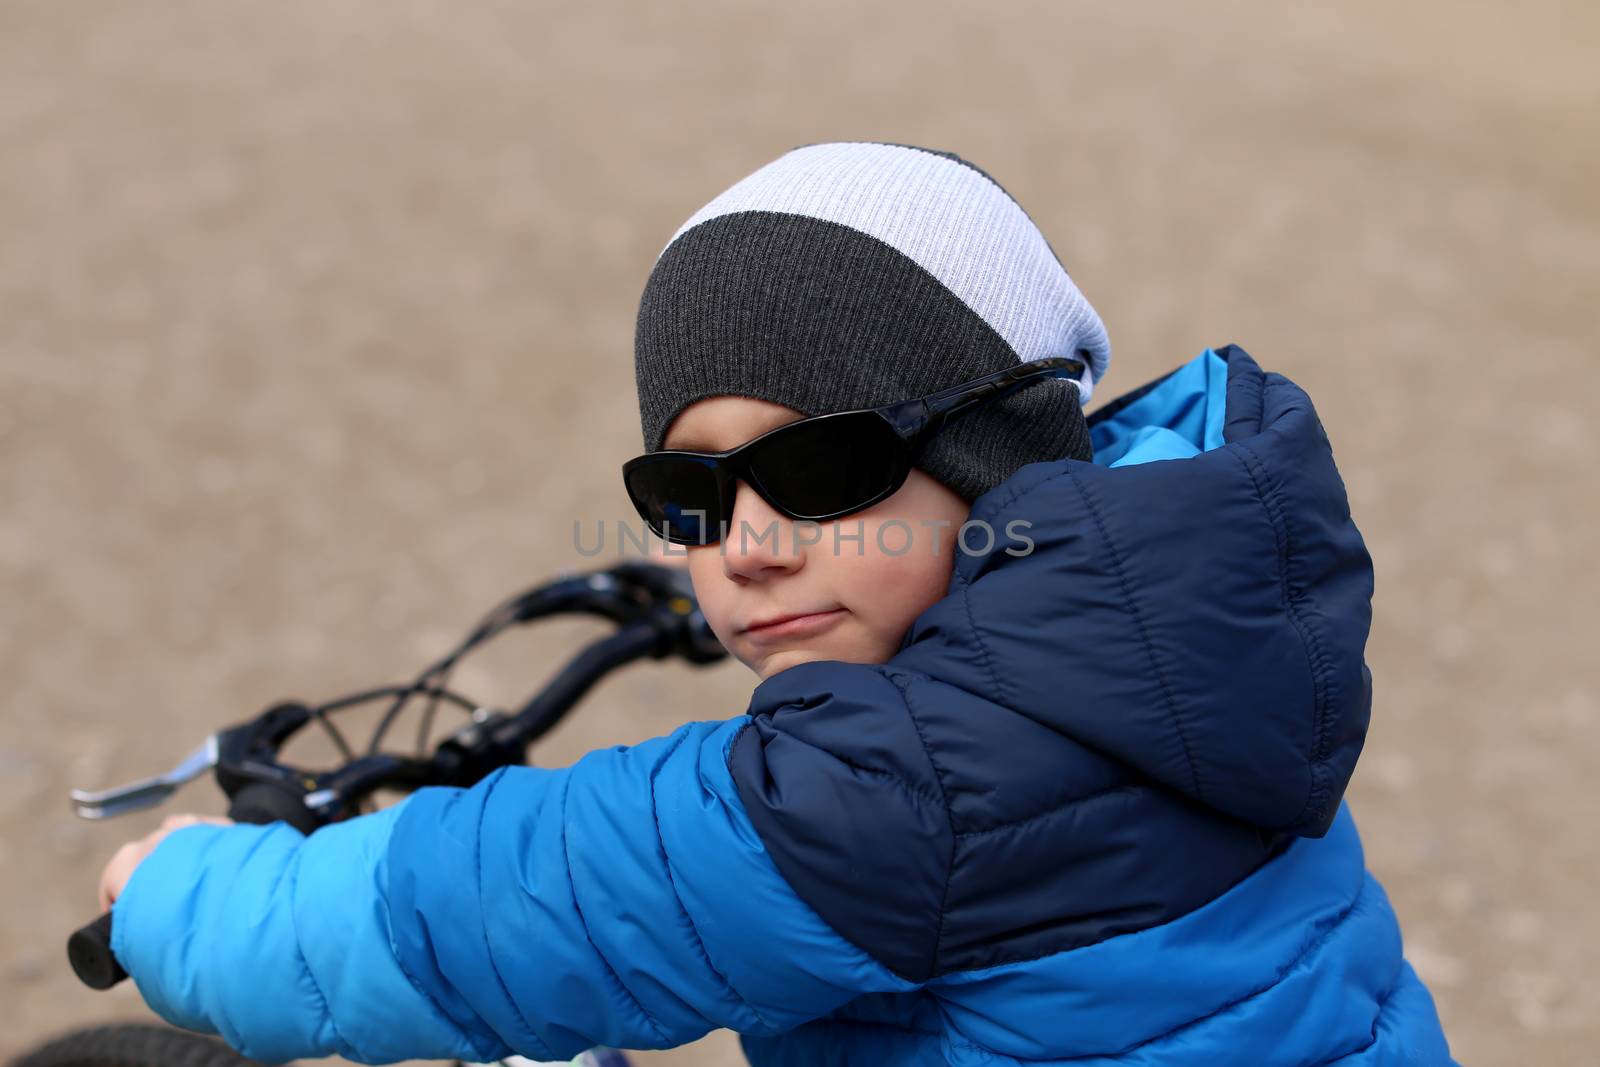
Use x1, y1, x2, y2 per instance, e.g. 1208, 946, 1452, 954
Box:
662, 395, 972, 680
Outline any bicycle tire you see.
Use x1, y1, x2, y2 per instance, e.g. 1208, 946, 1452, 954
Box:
8, 1023, 289, 1067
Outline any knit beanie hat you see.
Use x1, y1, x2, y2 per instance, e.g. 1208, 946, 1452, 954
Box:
633, 141, 1112, 503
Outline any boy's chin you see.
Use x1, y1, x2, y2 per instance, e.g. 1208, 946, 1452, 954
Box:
747, 642, 890, 681
753, 652, 807, 680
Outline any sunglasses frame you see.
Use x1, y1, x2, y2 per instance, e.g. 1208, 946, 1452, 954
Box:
622, 355, 1088, 546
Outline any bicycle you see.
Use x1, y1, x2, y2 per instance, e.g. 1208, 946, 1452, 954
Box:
10, 560, 728, 1067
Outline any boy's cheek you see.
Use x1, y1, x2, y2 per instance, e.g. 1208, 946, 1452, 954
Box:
819, 538, 953, 659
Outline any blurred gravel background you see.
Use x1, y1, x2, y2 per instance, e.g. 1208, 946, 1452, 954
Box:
2, 3, 1595, 1064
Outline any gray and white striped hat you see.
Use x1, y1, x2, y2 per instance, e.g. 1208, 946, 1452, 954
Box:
633, 141, 1111, 502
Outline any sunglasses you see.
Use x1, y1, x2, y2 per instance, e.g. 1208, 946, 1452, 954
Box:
622, 355, 1086, 546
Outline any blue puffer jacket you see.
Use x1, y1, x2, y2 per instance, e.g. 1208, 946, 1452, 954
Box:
112, 345, 1457, 1066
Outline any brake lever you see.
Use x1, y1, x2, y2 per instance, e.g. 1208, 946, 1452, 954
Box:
68, 735, 220, 820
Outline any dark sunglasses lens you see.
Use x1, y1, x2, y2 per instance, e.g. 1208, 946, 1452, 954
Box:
746, 412, 904, 518
625, 457, 723, 544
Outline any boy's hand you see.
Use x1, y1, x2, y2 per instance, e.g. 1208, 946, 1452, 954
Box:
98, 813, 234, 912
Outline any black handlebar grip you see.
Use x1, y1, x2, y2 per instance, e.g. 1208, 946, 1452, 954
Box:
67, 912, 123, 990
70, 782, 321, 991
227, 782, 323, 835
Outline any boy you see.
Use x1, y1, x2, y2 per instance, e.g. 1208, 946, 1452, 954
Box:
103, 142, 1457, 1065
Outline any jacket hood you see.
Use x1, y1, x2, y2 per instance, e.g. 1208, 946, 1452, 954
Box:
891, 344, 1375, 836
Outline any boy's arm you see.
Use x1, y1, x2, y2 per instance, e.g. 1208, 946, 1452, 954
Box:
111, 799, 508, 1065
110, 715, 921, 1065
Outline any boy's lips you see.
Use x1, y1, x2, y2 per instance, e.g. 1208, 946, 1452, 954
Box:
738, 607, 847, 641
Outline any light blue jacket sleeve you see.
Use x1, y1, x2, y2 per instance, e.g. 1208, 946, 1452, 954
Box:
110, 716, 917, 1065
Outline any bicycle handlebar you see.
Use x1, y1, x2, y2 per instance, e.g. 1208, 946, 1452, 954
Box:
67, 561, 725, 991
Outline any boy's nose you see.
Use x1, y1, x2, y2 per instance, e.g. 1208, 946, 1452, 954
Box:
721, 480, 804, 582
